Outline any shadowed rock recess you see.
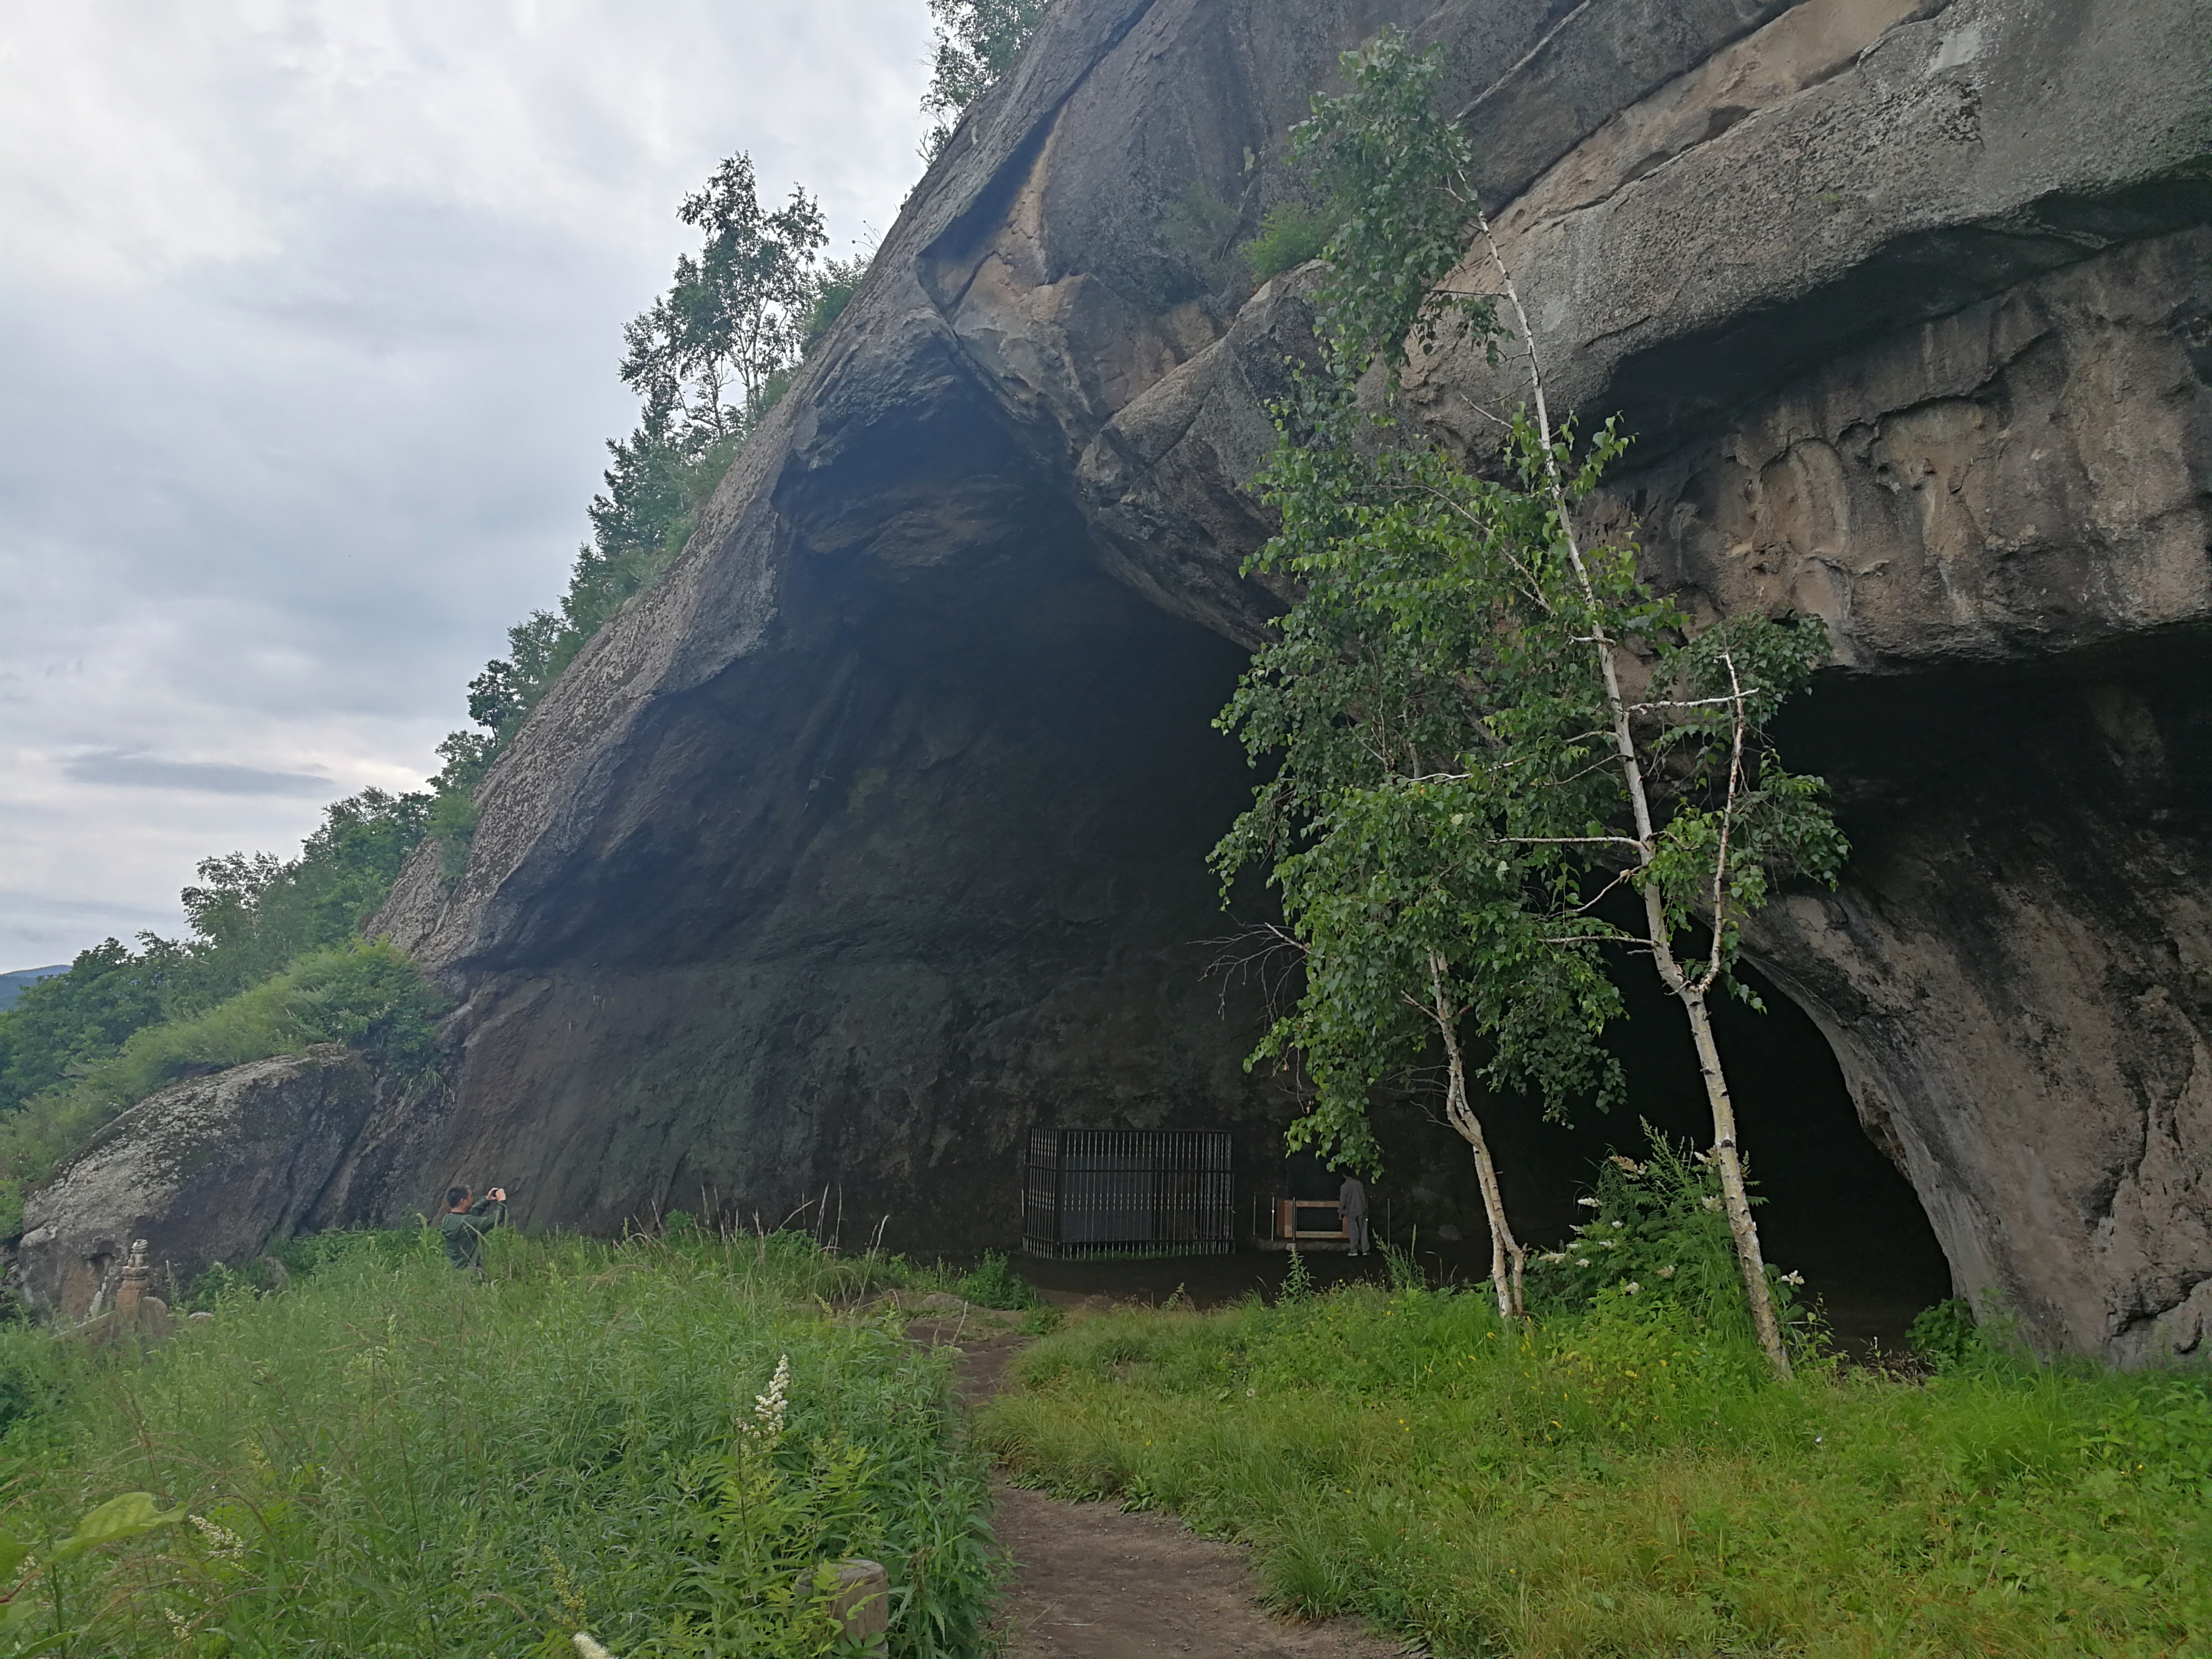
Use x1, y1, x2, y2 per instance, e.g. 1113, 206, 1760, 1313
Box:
358, 0, 2210, 1359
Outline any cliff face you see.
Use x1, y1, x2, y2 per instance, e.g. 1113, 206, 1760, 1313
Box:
355, 0, 2208, 1358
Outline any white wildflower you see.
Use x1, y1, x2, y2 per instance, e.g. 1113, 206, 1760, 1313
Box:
1602, 1238, 1622, 1250
1657, 1265, 1676, 1279
1612, 1220, 1626, 1230
1623, 1282, 1641, 1296
574, 1636, 617, 1659
1782, 1270, 1805, 1287
1574, 1259, 1591, 1269
1576, 1197, 1602, 1209
1701, 1196, 1723, 1211
751, 1355, 792, 1438
188, 1514, 245, 1562
166, 1609, 193, 1641
1536, 1251, 1569, 1264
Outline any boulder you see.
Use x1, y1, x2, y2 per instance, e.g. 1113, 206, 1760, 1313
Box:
17, 1048, 376, 1318
360, 0, 2211, 1360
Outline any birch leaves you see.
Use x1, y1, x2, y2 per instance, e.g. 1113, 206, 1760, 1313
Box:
1213, 33, 1845, 1367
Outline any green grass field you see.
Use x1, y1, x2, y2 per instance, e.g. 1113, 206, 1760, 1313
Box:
0, 1229, 997, 1658
978, 1276, 2212, 1658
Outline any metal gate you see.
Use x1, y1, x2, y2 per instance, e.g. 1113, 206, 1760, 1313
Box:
1021, 1129, 1234, 1259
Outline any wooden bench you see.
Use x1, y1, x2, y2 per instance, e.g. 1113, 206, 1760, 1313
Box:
1274, 1198, 1348, 1245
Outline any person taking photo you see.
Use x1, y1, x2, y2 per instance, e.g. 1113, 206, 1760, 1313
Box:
439, 1183, 509, 1270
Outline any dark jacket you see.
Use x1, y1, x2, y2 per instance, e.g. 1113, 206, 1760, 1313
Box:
439, 1198, 506, 1268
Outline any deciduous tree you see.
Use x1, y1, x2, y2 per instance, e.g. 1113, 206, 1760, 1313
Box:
1217, 35, 1845, 1371
619, 154, 827, 446
455, 154, 837, 775
921, 0, 1050, 156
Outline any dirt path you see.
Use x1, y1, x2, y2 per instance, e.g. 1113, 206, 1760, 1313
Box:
986, 1482, 1406, 1659
908, 1319, 1408, 1659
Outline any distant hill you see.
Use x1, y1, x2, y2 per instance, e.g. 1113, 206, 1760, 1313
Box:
0, 966, 67, 1010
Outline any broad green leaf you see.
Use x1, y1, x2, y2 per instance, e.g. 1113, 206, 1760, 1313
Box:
0, 1594, 44, 1637
51, 1491, 185, 1561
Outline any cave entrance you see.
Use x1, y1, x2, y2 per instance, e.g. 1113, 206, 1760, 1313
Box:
1479, 956, 1953, 1344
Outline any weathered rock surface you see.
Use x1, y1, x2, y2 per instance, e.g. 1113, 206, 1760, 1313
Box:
1626, 226, 2212, 1362
334, 0, 2212, 1359
17, 1049, 375, 1318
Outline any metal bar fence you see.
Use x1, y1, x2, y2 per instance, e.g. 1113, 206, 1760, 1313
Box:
1020, 1129, 1233, 1259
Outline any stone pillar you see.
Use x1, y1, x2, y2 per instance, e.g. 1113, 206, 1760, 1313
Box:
95, 1240, 171, 1343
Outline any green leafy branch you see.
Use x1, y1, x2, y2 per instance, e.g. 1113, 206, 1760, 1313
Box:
1213, 30, 1846, 1370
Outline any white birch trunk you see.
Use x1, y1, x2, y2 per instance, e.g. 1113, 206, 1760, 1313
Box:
1430, 955, 1526, 1319
1679, 979, 1790, 1370
1475, 205, 1793, 1377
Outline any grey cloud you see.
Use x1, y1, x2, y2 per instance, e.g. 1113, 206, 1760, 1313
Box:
0, 1, 934, 958
62, 751, 334, 797
0, 887, 181, 969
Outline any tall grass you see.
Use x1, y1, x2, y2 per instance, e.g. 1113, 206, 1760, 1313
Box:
978, 1284, 2212, 1657
0, 1229, 994, 1657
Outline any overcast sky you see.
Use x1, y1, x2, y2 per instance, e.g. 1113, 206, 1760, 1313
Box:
0, 1, 936, 971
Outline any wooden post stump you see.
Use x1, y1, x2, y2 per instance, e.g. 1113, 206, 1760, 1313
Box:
830, 1558, 889, 1655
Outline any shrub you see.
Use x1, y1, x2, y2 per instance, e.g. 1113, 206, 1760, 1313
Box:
76, 940, 442, 1102
1910, 1296, 1991, 1370
427, 787, 479, 880
953, 1251, 1038, 1311
1524, 1127, 1813, 1355
1241, 201, 1333, 282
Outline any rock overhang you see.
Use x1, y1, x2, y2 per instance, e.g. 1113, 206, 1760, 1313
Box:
333, 0, 2212, 1358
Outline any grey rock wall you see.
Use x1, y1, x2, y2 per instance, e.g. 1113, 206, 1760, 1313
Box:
1629, 229, 2212, 1361
333, 0, 2212, 1357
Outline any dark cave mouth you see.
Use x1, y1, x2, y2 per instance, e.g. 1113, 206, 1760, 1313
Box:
505, 491, 1955, 1343
1248, 955, 1953, 1342
1457, 955, 1954, 1338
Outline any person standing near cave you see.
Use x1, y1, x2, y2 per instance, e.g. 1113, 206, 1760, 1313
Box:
439, 1184, 509, 1271
1337, 1172, 1370, 1257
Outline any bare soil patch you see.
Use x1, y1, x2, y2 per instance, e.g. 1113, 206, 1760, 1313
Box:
987, 1482, 1406, 1659
910, 1318, 1408, 1659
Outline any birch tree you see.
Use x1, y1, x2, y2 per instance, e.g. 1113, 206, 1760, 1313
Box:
1215, 34, 1845, 1371
921, 0, 1051, 157
618, 154, 828, 445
